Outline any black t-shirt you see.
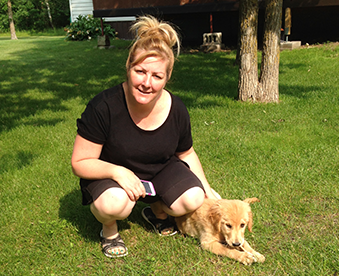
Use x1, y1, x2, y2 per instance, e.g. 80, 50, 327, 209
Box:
77, 83, 193, 180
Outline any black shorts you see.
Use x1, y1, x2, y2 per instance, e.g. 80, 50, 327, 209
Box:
80, 157, 205, 207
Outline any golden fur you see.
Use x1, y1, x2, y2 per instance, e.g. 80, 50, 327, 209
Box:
175, 197, 265, 265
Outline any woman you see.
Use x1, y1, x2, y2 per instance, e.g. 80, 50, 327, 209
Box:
71, 15, 219, 258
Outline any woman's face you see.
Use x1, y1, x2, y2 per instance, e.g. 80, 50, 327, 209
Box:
126, 51, 169, 106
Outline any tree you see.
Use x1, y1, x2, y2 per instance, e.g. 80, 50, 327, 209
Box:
238, 0, 283, 103
0, 0, 70, 32
7, 0, 17, 39
45, 0, 54, 29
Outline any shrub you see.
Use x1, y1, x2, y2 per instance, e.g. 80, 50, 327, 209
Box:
64, 15, 115, 41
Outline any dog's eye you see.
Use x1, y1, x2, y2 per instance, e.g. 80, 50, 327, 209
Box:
226, 224, 232, 229
240, 223, 245, 228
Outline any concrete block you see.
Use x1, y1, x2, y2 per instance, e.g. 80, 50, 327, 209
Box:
280, 41, 301, 50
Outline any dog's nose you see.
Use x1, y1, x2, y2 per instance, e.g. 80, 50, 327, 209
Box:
232, 242, 241, 247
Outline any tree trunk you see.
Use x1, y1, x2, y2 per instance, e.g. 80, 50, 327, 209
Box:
7, 0, 17, 40
238, 0, 259, 102
259, 0, 283, 103
45, 0, 54, 29
238, 0, 282, 103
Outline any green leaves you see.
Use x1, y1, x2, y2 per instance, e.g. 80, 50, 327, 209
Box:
0, 0, 69, 32
64, 15, 116, 41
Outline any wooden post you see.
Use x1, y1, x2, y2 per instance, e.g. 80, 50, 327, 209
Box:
284, 8, 291, 41
98, 18, 110, 49
100, 18, 104, 36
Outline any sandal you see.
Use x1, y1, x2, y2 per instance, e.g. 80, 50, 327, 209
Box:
100, 230, 128, 258
141, 206, 178, 236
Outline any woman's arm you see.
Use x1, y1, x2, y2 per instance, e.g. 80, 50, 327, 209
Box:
176, 147, 220, 199
71, 134, 145, 201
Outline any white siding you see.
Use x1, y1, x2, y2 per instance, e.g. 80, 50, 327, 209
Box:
69, 0, 136, 23
69, 0, 93, 22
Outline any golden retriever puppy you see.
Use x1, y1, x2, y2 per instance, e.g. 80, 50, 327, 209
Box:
175, 198, 265, 265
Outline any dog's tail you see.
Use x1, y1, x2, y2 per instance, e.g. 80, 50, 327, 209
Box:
243, 197, 260, 204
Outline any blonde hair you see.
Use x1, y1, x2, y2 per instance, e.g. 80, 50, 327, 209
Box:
126, 15, 181, 80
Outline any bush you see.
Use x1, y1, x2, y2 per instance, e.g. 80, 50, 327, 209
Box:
64, 15, 115, 41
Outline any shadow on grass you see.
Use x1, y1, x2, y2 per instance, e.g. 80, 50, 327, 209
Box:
59, 189, 150, 242
166, 51, 324, 107
169, 52, 239, 104
0, 38, 127, 133
0, 150, 35, 174
0, 37, 327, 135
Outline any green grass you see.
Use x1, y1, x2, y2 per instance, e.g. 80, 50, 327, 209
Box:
0, 28, 67, 37
0, 37, 338, 275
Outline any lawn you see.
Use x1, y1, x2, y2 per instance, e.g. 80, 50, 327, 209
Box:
0, 36, 338, 275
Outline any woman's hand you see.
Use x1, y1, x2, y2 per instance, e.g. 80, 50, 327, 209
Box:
112, 166, 146, 201
206, 188, 222, 199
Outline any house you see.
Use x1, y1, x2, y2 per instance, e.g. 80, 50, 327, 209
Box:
68, 0, 135, 34
80, 0, 339, 46
92, 0, 241, 45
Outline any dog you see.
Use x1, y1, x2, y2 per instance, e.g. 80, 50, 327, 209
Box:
175, 197, 265, 265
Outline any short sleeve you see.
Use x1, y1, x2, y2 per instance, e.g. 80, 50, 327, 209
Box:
77, 100, 110, 145
174, 97, 193, 152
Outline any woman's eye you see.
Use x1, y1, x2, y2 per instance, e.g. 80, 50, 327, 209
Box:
134, 68, 144, 74
153, 75, 163, 80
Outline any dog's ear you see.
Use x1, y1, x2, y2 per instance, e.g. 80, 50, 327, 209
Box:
209, 201, 222, 231
243, 197, 260, 204
247, 209, 253, 232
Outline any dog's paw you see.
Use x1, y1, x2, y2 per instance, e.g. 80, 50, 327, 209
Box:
252, 251, 265, 263
239, 252, 256, 265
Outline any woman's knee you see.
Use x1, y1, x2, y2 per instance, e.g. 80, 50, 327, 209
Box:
185, 187, 205, 210
171, 187, 205, 215
91, 187, 135, 220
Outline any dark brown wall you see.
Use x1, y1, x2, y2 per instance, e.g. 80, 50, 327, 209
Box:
93, 0, 236, 10
283, 6, 339, 44
99, 0, 339, 46
94, 0, 339, 10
